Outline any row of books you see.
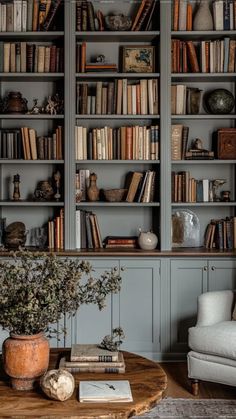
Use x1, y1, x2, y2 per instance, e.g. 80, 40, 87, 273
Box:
0, 0, 62, 32
125, 170, 156, 203
172, 0, 236, 31
172, 38, 236, 73
76, 79, 159, 116
0, 126, 63, 160
1, 42, 63, 73
76, 209, 102, 249
76, 0, 156, 32
75, 125, 159, 161
75, 169, 90, 202
205, 216, 236, 250
76, 42, 117, 74
171, 84, 200, 115
172, 172, 217, 203
48, 208, 64, 250
59, 344, 125, 374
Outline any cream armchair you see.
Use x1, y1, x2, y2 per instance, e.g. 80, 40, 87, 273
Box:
188, 290, 235, 396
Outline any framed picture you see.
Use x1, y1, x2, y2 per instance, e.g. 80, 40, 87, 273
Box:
122, 45, 155, 73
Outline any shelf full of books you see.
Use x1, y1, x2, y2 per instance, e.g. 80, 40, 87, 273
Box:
76, 79, 159, 116
0, 0, 63, 33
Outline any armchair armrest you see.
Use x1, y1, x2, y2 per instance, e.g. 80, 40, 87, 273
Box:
196, 290, 234, 327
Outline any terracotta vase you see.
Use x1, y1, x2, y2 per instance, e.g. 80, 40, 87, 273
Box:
2, 332, 49, 390
87, 173, 100, 201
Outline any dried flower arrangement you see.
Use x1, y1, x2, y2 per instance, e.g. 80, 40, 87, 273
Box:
0, 251, 122, 336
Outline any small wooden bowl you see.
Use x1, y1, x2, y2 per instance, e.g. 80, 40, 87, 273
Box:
103, 188, 127, 202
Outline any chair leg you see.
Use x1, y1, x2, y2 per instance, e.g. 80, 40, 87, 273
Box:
191, 379, 199, 396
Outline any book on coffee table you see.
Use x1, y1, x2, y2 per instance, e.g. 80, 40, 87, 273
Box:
71, 344, 119, 362
59, 351, 125, 373
79, 380, 133, 403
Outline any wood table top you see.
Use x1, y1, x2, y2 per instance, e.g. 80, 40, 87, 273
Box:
0, 349, 167, 419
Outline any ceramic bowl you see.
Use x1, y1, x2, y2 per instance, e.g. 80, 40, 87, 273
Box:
105, 15, 132, 31
103, 188, 127, 202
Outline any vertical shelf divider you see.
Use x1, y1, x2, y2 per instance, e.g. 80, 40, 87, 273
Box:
160, 0, 172, 250
64, 2, 76, 249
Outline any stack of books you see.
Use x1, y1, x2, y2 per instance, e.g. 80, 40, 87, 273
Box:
59, 344, 125, 374
104, 236, 138, 249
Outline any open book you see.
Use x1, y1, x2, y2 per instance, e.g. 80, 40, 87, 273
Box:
79, 380, 133, 403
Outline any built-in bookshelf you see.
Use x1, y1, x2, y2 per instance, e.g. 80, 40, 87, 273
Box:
170, 0, 236, 251
75, 0, 160, 250
0, 0, 236, 254
0, 0, 65, 250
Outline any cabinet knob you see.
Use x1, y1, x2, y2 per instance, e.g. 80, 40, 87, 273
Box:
203, 266, 208, 271
211, 266, 215, 271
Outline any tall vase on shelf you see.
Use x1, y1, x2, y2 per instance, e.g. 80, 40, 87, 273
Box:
193, 0, 213, 30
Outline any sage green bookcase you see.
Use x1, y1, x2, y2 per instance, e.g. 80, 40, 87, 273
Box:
0, 0, 235, 253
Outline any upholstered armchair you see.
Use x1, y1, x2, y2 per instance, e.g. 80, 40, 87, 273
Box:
188, 290, 236, 396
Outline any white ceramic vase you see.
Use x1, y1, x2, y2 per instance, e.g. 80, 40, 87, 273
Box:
193, 0, 213, 30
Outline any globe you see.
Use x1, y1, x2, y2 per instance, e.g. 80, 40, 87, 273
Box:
204, 89, 235, 114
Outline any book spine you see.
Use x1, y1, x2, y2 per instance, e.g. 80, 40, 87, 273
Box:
71, 355, 119, 362
66, 366, 125, 373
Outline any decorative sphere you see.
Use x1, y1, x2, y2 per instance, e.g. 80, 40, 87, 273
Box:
204, 89, 234, 114
40, 369, 75, 401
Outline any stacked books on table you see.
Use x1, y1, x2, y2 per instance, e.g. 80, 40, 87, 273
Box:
59, 344, 125, 374
79, 380, 133, 403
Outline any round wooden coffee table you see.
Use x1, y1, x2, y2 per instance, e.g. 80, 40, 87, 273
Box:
0, 349, 167, 418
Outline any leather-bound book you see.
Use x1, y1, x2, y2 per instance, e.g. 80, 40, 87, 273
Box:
186, 41, 200, 72
32, 0, 39, 31
49, 44, 56, 72
76, 0, 82, 31
38, 0, 47, 29
26, 43, 34, 73
42, 0, 62, 31
215, 128, 236, 159
81, 0, 88, 31
87, 1, 95, 31
186, 3, 192, 31
173, 0, 179, 30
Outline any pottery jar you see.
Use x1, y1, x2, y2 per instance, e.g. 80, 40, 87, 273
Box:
87, 173, 100, 202
138, 229, 158, 250
3, 332, 49, 390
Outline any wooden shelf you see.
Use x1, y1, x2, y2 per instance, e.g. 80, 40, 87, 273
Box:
75, 31, 160, 42
0, 201, 64, 206
76, 114, 160, 119
172, 202, 236, 207
0, 73, 64, 81
76, 202, 160, 207
172, 114, 235, 119
0, 160, 64, 164
0, 31, 64, 40
172, 160, 236, 164
76, 160, 160, 164
76, 72, 160, 79
172, 73, 236, 82
171, 30, 236, 39
0, 114, 64, 119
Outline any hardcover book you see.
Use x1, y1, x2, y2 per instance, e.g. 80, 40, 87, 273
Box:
79, 380, 133, 402
71, 344, 119, 362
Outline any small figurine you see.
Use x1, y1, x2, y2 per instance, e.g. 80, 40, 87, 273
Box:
27, 98, 42, 114
12, 174, 21, 201
54, 170, 61, 201
45, 96, 57, 115
44, 94, 64, 115
212, 179, 226, 201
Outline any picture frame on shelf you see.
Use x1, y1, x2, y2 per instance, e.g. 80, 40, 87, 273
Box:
121, 45, 155, 73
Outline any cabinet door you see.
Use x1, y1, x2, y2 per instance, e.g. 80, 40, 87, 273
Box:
113, 259, 160, 356
170, 259, 208, 353
64, 259, 119, 347
208, 259, 236, 291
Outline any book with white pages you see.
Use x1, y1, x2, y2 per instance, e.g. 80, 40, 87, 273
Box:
79, 380, 133, 403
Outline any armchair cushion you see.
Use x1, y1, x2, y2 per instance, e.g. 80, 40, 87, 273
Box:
189, 321, 236, 360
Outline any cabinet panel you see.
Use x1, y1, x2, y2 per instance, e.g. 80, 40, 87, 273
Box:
64, 259, 119, 347
114, 259, 160, 355
208, 260, 236, 291
170, 259, 208, 353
